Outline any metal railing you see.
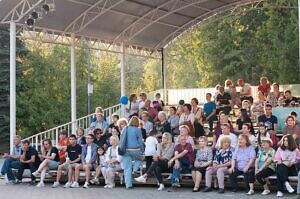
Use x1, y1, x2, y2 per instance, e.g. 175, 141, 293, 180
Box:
22, 104, 121, 150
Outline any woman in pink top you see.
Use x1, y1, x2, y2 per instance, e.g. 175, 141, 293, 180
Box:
274, 134, 299, 197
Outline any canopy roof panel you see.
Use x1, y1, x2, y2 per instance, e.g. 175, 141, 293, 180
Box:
0, 0, 258, 51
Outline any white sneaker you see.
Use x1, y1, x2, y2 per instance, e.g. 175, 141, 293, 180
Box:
104, 185, 113, 189
134, 175, 146, 183
52, 181, 60, 188
285, 181, 294, 193
32, 171, 40, 177
83, 181, 89, 188
70, 181, 79, 188
261, 190, 270, 195
246, 189, 254, 195
64, 181, 72, 188
36, 182, 45, 188
277, 191, 283, 197
157, 184, 165, 191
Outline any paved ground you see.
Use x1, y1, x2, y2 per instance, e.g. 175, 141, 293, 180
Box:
0, 180, 298, 199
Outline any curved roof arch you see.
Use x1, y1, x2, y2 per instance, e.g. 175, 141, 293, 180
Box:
0, 0, 260, 53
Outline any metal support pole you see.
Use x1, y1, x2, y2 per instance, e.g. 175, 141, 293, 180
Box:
71, 33, 77, 134
298, 0, 300, 72
10, 21, 16, 154
120, 43, 125, 117
87, 41, 91, 116
161, 48, 167, 105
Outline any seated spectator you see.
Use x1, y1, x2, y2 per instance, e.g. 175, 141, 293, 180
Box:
167, 134, 194, 192
110, 126, 120, 139
203, 93, 217, 132
213, 111, 234, 147
213, 84, 221, 101
179, 103, 195, 137
283, 116, 300, 143
134, 132, 174, 191
16, 140, 41, 184
72, 134, 98, 188
33, 139, 60, 187
177, 105, 184, 117
91, 106, 104, 123
215, 86, 232, 115
224, 79, 233, 93
152, 93, 165, 112
251, 91, 266, 115
89, 146, 106, 185
168, 106, 180, 136
175, 125, 195, 149
90, 113, 109, 134
76, 127, 86, 146
144, 130, 158, 171
241, 100, 252, 118
192, 136, 213, 192
138, 92, 147, 110
258, 76, 271, 98
141, 111, 153, 136
284, 90, 298, 107
1, 135, 22, 183
93, 128, 108, 149
117, 118, 128, 132
255, 137, 275, 195
229, 134, 256, 195
242, 124, 256, 147
52, 134, 82, 188
126, 94, 139, 116
277, 92, 286, 107
144, 99, 158, 122
58, 130, 69, 164
215, 123, 237, 149
204, 136, 233, 193
258, 104, 278, 132
156, 111, 171, 138
108, 114, 119, 132
229, 85, 241, 108
191, 98, 205, 137
275, 134, 299, 197
120, 116, 144, 189
256, 125, 270, 148
101, 135, 122, 188
290, 111, 299, 127
237, 79, 253, 104
267, 83, 280, 108
235, 109, 254, 135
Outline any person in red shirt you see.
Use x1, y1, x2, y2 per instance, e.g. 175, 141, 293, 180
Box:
258, 76, 271, 98
58, 130, 69, 164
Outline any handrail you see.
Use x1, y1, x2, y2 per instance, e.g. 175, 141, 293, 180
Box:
22, 104, 121, 150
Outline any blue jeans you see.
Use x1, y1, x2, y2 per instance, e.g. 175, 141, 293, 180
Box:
121, 150, 142, 188
1, 158, 20, 181
171, 157, 192, 184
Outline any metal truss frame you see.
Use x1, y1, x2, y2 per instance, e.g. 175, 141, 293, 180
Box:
1, 0, 45, 23
156, 0, 261, 49
64, 0, 126, 33
18, 25, 162, 59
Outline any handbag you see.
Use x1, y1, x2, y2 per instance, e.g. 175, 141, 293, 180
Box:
118, 127, 128, 156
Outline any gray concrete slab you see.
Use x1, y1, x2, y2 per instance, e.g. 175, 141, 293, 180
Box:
0, 180, 298, 199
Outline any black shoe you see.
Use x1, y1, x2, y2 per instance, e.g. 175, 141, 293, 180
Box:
218, 188, 225, 193
167, 187, 177, 192
232, 188, 237, 193
203, 187, 212, 192
30, 180, 36, 185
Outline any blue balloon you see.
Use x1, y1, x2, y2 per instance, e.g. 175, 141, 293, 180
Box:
120, 95, 128, 105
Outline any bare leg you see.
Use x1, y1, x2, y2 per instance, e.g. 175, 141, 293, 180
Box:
56, 165, 64, 182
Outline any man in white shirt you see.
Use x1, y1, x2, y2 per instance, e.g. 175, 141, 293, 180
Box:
237, 79, 253, 104
216, 123, 237, 149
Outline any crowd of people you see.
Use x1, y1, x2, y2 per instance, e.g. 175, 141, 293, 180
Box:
1, 77, 300, 197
